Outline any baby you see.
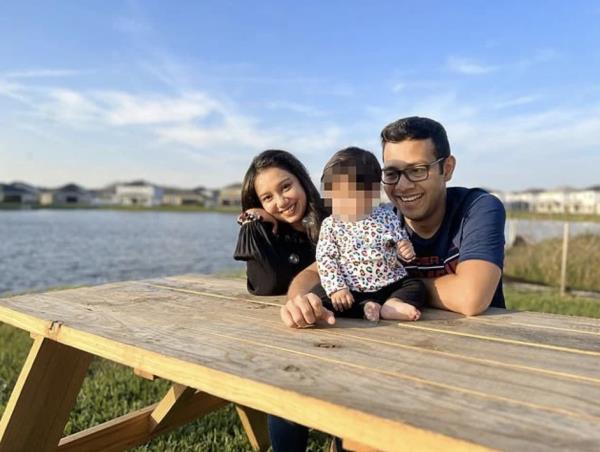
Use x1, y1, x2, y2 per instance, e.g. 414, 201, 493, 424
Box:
312, 147, 426, 321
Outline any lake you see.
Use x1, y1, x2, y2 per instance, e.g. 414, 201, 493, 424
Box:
0, 210, 244, 296
3, 210, 599, 296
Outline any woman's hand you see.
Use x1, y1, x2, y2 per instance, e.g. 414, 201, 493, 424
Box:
397, 239, 416, 262
237, 208, 278, 234
330, 288, 354, 311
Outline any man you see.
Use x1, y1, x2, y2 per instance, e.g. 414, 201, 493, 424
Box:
280, 116, 505, 327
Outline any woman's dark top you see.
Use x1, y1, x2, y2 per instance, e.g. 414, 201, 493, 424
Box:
233, 220, 316, 295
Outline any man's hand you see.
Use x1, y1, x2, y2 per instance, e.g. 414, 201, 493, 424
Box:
280, 292, 336, 328
330, 288, 354, 311
396, 239, 416, 262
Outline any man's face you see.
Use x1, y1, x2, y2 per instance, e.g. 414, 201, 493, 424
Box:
382, 138, 454, 223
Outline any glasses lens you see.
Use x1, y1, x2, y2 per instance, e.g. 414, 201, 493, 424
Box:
382, 169, 399, 184
405, 166, 429, 181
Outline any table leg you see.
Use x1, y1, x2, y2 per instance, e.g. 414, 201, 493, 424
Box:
0, 336, 92, 452
235, 405, 270, 451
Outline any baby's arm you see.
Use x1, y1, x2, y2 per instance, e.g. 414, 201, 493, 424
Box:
381, 208, 415, 262
316, 220, 353, 310
396, 239, 416, 262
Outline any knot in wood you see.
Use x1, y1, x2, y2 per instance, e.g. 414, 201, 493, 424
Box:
314, 342, 339, 349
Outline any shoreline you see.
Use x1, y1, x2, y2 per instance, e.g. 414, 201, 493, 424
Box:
0, 204, 240, 214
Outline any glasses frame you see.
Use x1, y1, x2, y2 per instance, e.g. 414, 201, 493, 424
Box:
381, 157, 446, 185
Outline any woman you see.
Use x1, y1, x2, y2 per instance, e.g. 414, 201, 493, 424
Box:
234, 149, 327, 296
233, 150, 339, 452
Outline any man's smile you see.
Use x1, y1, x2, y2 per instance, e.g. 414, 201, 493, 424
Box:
395, 193, 424, 203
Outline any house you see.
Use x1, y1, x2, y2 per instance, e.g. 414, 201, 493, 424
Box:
114, 180, 164, 206
0, 183, 38, 204
566, 188, 600, 215
43, 184, 93, 206
162, 187, 208, 206
218, 183, 242, 207
89, 186, 118, 206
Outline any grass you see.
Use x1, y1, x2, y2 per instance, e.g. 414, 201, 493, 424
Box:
505, 233, 600, 292
1, 284, 598, 450
507, 211, 600, 223
504, 285, 600, 318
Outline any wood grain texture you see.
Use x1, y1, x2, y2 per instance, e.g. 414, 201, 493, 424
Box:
1, 274, 599, 451
235, 405, 270, 451
0, 337, 92, 452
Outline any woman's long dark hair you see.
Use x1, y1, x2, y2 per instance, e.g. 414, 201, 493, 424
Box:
241, 150, 327, 243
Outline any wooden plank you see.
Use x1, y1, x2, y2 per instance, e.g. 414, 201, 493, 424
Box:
51, 325, 495, 451
392, 319, 600, 353
235, 405, 270, 451
2, 276, 600, 450
343, 438, 379, 451
20, 281, 597, 383
133, 368, 156, 381
149, 383, 196, 430
153, 274, 600, 333
50, 319, 600, 450
0, 336, 92, 452
57, 389, 228, 451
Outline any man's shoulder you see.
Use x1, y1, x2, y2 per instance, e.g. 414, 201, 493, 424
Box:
447, 187, 504, 215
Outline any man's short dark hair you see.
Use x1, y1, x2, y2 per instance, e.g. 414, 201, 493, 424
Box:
380, 116, 451, 159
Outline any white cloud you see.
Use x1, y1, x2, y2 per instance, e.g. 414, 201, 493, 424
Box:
103, 92, 220, 125
266, 101, 324, 117
493, 96, 538, 109
0, 79, 26, 102
41, 89, 103, 124
392, 83, 406, 93
5, 69, 85, 79
446, 56, 497, 75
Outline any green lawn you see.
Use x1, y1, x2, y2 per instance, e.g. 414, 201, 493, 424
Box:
1, 286, 597, 450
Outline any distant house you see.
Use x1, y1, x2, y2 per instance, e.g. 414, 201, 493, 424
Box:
162, 187, 208, 206
45, 184, 93, 206
218, 183, 242, 207
115, 180, 164, 206
0, 183, 38, 204
494, 187, 600, 215
89, 187, 117, 206
567, 189, 600, 215
502, 190, 543, 212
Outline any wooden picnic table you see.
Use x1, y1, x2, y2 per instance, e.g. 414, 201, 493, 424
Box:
0, 274, 599, 452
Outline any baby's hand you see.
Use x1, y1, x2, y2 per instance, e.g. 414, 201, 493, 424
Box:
330, 288, 354, 312
396, 239, 416, 262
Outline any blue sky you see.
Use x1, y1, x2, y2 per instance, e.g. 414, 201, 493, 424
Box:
1, 1, 599, 191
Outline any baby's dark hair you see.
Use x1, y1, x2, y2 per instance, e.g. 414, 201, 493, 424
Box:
321, 147, 382, 191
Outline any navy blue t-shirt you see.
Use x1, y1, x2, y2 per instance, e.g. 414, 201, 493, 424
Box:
395, 187, 506, 309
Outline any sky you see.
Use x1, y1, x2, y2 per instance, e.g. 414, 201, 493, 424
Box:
1, 1, 599, 192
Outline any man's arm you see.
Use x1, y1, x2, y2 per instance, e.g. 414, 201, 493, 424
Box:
287, 261, 320, 299
422, 260, 501, 316
281, 261, 336, 328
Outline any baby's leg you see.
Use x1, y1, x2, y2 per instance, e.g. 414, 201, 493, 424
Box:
380, 298, 421, 321
362, 301, 381, 322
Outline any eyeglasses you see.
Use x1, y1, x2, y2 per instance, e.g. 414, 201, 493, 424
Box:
381, 157, 446, 185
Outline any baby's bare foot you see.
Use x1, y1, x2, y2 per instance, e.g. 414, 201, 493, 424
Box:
363, 301, 381, 322
381, 300, 421, 321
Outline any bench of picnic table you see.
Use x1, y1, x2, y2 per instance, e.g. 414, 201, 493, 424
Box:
0, 274, 599, 452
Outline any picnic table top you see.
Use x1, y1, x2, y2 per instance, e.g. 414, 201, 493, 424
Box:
0, 274, 599, 451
